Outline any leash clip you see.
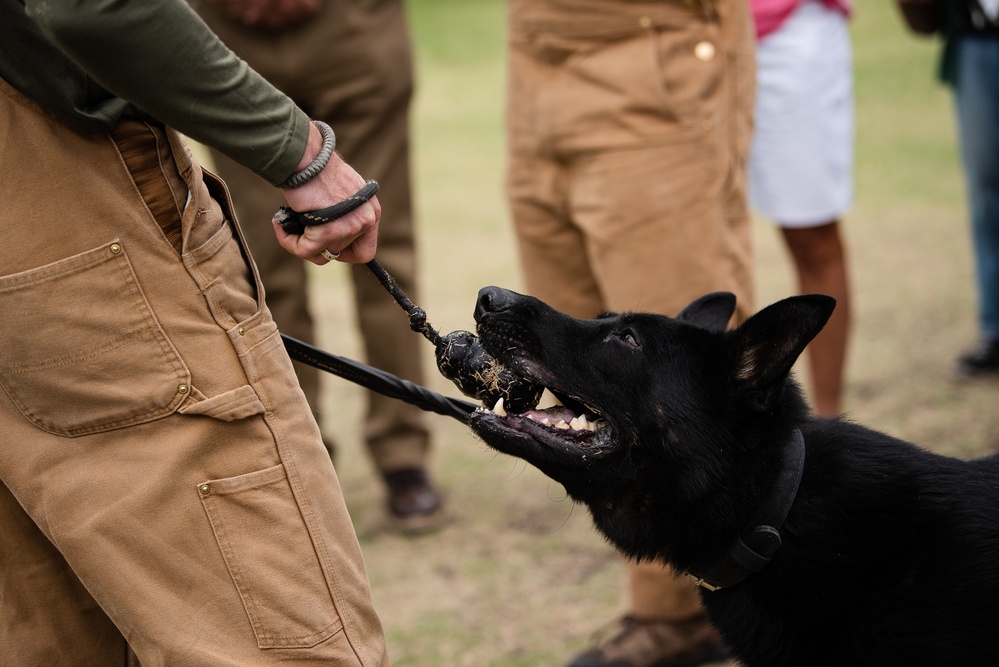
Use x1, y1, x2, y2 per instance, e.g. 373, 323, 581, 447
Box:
685, 573, 723, 592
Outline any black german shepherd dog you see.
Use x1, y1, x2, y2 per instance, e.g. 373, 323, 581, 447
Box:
468, 286, 999, 667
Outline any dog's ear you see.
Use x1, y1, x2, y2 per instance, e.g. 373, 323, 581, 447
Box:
677, 292, 737, 332
729, 294, 836, 407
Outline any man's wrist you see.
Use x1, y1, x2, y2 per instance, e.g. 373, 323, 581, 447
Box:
280, 120, 335, 189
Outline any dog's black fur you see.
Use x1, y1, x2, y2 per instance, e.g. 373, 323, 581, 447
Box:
468, 286, 999, 667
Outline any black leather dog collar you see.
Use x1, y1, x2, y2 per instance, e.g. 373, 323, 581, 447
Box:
686, 429, 806, 591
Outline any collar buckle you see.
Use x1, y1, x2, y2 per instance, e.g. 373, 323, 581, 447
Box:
685, 429, 806, 591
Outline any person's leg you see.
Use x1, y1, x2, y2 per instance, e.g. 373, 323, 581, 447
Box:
313, 1, 440, 529
507, 152, 606, 319
506, 1, 754, 663
748, 2, 853, 408
954, 35, 999, 377
559, 124, 748, 667
779, 222, 851, 416
506, 78, 731, 667
505, 27, 607, 320
0, 480, 132, 666
0, 84, 388, 664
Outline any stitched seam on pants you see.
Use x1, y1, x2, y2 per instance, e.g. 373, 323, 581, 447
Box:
239, 334, 350, 647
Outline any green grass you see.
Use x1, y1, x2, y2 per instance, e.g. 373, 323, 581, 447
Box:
299, 1, 999, 664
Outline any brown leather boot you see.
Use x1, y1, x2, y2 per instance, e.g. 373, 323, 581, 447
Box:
383, 467, 446, 534
568, 613, 729, 667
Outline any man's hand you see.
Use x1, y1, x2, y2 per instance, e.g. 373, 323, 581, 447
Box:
274, 123, 380, 265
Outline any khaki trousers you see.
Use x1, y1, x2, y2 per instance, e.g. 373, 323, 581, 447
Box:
0, 77, 387, 666
506, 0, 756, 622
195, 0, 430, 473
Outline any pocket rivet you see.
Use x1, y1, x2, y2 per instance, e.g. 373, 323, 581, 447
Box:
638, 15, 652, 28
199, 484, 211, 495
178, 384, 189, 395
237, 326, 245, 336
109, 243, 122, 255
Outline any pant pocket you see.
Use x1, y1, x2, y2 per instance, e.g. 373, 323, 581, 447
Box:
198, 464, 342, 649
0, 241, 190, 437
183, 218, 259, 331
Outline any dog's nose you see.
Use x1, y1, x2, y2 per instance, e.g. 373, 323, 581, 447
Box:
475, 286, 514, 319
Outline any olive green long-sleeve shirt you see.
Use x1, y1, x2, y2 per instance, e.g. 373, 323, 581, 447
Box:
0, 0, 309, 186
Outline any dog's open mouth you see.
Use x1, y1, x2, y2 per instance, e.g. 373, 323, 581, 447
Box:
471, 355, 617, 457
486, 388, 606, 435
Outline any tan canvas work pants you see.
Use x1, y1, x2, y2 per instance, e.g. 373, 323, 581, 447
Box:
506, 0, 756, 622
0, 77, 388, 666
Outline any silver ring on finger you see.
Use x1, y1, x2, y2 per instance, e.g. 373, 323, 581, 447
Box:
320, 249, 340, 262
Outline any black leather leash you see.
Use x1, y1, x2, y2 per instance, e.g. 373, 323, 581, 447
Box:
281, 335, 476, 423
275, 180, 477, 425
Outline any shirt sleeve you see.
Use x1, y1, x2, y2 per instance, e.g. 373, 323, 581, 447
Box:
25, 0, 309, 186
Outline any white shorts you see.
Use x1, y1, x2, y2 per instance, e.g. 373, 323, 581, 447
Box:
748, 0, 854, 228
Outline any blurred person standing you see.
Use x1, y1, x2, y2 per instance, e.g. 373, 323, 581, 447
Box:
504, 0, 756, 665
194, 0, 445, 532
748, 0, 854, 416
940, 0, 999, 378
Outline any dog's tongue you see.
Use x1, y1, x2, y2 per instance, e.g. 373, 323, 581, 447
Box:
523, 406, 576, 423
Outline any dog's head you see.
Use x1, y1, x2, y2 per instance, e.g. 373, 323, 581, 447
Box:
469, 287, 834, 563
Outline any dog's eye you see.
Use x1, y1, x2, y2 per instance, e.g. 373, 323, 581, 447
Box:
604, 330, 640, 348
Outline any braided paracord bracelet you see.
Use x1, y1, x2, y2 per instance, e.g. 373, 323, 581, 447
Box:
279, 120, 336, 189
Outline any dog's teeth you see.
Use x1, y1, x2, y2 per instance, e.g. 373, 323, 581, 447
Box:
541, 417, 551, 426
555, 420, 570, 430
569, 415, 590, 431
537, 389, 563, 409
493, 397, 507, 417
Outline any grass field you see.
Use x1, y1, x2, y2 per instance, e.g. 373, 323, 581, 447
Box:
293, 1, 999, 664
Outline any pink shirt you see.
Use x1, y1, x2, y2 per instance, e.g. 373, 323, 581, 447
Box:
751, 0, 853, 39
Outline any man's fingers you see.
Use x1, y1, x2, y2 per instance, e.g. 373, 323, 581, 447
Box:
271, 200, 379, 263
